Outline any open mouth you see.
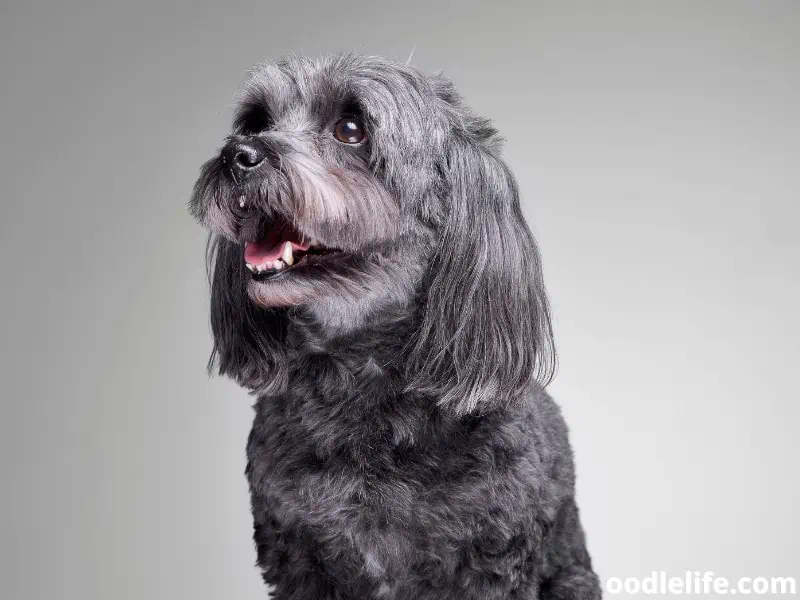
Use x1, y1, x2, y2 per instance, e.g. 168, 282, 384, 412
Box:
243, 218, 342, 280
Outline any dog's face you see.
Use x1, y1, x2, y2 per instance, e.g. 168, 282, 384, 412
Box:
190, 54, 442, 309
190, 54, 555, 415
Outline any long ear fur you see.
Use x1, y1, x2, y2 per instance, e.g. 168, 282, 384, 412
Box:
207, 235, 287, 393
409, 135, 556, 415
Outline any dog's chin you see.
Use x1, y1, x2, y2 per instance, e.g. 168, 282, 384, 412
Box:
245, 265, 355, 308
247, 277, 324, 308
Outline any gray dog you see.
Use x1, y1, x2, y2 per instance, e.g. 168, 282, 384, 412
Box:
190, 53, 600, 600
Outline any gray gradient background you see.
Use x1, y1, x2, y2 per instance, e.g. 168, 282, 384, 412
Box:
1, 1, 798, 599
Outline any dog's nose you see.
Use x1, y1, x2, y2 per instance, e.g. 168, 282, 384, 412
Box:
221, 139, 268, 183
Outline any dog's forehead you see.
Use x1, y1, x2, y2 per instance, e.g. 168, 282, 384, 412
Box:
238, 57, 367, 118
235, 54, 439, 125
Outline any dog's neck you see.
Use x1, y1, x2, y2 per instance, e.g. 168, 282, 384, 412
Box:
271, 298, 449, 452
289, 293, 419, 357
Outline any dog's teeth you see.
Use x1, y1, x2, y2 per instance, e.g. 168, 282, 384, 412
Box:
309, 239, 320, 248
282, 242, 294, 266
247, 258, 291, 274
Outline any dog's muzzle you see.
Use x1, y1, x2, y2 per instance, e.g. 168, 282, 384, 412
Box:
221, 137, 270, 185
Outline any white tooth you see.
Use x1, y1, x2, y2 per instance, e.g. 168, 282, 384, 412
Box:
256, 263, 266, 273
245, 263, 256, 272
309, 239, 320, 248
282, 242, 294, 266
273, 260, 284, 270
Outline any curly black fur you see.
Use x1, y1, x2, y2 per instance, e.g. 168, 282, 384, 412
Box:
190, 53, 600, 599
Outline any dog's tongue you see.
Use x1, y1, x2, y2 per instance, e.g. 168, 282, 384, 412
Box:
244, 225, 310, 264
244, 229, 284, 264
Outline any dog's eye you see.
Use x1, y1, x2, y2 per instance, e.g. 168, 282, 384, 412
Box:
333, 117, 366, 144
236, 106, 271, 134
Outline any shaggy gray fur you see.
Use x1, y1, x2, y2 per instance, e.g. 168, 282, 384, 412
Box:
190, 53, 600, 599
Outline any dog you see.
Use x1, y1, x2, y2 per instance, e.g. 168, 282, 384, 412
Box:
189, 53, 600, 600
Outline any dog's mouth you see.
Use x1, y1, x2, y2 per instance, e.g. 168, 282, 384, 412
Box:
243, 217, 343, 281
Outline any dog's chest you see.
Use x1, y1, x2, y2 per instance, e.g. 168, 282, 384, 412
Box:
247, 385, 438, 578
246, 361, 551, 594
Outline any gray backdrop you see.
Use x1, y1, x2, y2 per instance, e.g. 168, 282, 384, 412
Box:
1, 1, 798, 599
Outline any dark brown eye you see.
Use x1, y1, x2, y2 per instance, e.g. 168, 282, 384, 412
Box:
235, 105, 271, 134
333, 117, 366, 144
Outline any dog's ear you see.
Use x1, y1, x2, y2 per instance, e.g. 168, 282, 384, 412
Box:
207, 235, 287, 393
409, 134, 556, 415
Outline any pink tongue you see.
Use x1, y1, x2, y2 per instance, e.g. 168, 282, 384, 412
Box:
244, 226, 311, 265
244, 238, 283, 264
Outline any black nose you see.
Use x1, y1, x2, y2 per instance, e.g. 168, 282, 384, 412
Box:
221, 139, 267, 183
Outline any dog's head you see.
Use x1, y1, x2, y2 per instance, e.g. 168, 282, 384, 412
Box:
190, 53, 555, 414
